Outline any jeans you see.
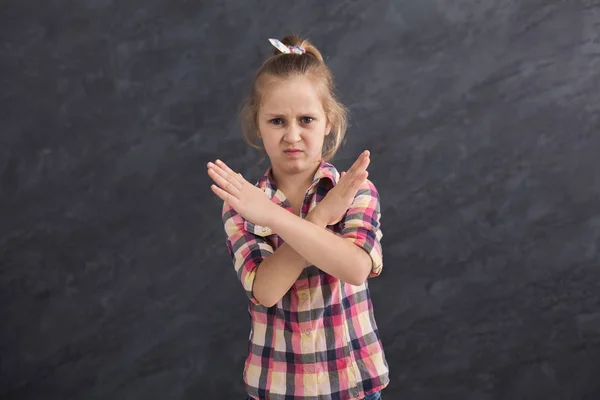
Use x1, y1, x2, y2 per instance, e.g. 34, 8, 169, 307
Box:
247, 391, 381, 399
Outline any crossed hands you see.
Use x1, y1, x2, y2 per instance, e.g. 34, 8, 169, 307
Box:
207, 151, 371, 228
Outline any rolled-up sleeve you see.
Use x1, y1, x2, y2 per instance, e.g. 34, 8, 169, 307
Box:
222, 201, 274, 305
340, 180, 384, 278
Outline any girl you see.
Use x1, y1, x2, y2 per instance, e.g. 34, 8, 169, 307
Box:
207, 35, 389, 400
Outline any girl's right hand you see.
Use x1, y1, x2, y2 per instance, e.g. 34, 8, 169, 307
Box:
207, 159, 280, 227
310, 150, 371, 226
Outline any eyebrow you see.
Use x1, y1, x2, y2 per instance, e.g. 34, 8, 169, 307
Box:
264, 112, 319, 117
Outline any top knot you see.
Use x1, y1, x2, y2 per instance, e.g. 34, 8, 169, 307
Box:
269, 38, 306, 55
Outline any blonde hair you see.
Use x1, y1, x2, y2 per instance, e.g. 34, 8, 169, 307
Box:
239, 35, 348, 162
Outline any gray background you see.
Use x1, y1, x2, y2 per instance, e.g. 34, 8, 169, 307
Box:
2, 0, 600, 399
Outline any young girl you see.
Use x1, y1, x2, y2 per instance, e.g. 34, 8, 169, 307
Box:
207, 35, 389, 400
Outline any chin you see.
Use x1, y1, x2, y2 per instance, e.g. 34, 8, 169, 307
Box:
279, 163, 306, 174
274, 159, 308, 173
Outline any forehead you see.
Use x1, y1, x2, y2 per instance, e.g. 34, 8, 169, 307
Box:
258, 75, 325, 114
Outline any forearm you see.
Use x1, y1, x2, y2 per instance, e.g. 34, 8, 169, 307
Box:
252, 242, 307, 308
252, 212, 330, 307
268, 207, 372, 286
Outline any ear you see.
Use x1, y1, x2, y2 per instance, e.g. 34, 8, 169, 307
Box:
324, 121, 332, 136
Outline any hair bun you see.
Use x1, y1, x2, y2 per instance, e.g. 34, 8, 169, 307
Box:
272, 34, 324, 63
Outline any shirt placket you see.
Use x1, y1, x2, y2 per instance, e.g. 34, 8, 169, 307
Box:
297, 183, 319, 394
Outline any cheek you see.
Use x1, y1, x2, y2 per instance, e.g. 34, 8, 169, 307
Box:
259, 128, 278, 149
305, 127, 327, 149
318, 123, 330, 139
257, 122, 271, 140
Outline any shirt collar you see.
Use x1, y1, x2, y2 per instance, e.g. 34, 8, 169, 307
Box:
257, 160, 339, 198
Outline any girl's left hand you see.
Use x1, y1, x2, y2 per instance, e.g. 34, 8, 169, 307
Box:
207, 159, 277, 227
310, 150, 370, 226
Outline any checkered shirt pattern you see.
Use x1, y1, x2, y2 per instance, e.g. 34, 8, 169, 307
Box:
222, 161, 389, 399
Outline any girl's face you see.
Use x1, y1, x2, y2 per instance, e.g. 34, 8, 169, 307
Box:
256, 75, 331, 185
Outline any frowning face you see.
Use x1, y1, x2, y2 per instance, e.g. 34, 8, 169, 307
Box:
256, 74, 331, 185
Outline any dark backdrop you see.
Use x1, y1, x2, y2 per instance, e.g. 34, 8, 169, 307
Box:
2, 1, 599, 399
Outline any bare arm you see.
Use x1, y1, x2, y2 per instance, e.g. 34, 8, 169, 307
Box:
252, 212, 325, 307
266, 206, 372, 287
223, 202, 329, 308
213, 155, 380, 308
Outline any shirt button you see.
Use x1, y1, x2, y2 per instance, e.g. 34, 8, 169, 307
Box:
303, 329, 311, 336
299, 293, 309, 301
260, 227, 269, 234
305, 365, 314, 373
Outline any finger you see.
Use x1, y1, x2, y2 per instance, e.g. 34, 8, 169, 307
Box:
346, 154, 363, 175
347, 151, 369, 176
345, 171, 368, 195
339, 159, 368, 190
362, 154, 371, 170
215, 160, 245, 185
344, 160, 366, 184
208, 166, 241, 194
362, 170, 369, 183
353, 170, 368, 186
208, 162, 242, 191
338, 174, 364, 201
340, 171, 346, 179
211, 183, 235, 204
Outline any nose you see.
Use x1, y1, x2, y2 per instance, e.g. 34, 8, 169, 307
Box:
283, 122, 302, 143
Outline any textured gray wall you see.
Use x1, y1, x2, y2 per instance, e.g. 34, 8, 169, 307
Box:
2, 0, 599, 399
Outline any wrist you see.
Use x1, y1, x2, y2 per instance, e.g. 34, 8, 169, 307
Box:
306, 208, 327, 227
265, 204, 287, 229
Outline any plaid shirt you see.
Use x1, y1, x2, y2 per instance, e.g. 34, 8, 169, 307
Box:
222, 160, 389, 400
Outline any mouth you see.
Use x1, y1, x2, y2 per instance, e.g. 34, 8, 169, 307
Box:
284, 149, 303, 155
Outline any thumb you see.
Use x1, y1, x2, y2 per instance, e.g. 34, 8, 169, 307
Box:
340, 171, 346, 179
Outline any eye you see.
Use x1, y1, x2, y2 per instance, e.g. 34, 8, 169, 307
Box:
269, 118, 284, 125
300, 116, 314, 124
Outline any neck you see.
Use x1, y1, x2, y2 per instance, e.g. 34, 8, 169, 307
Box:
271, 162, 321, 196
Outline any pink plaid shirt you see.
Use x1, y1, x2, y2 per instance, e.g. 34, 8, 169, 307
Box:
222, 160, 389, 399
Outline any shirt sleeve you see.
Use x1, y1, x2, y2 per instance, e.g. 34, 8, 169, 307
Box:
222, 201, 274, 306
340, 179, 384, 278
